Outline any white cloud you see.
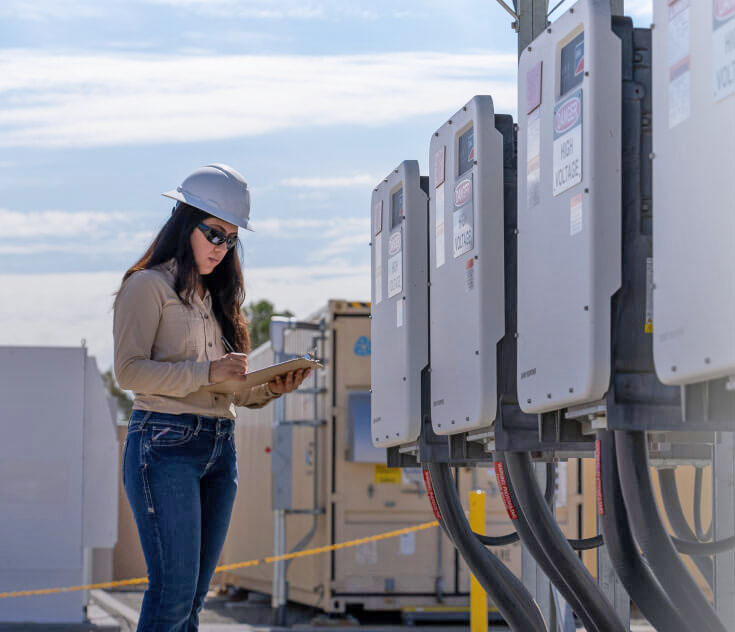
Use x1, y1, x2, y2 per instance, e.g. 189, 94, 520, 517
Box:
280, 174, 377, 188
246, 216, 369, 261
0, 264, 370, 372
143, 0, 407, 20
1, 0, 431, 22
0, 0, 106, 21
0, 208, 135, 238
0, 49, 517, 148
549, 0, 651, 23
625, 0, 652, 21
0, 235, 153, 255
0, 208, 156, 256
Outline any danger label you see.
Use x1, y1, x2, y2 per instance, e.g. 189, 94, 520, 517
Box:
454, 176, 473, 208
388, 251, 402, 298
389, 231, 402, 256
553, 89, 583, 196
453, 206, 474, 258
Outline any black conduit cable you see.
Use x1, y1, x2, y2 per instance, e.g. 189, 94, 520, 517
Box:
474, 462, 604, 551
474, 525, 604, 551
615, 431, 727, 632
596, 430, 687, 632
658, 468, 714, 586
472, 463, 554, 546
475, 531, 521, 547
658, 469, 735, 556
497, 455, 602, 632
426, 462, 548, 632
567, 535, 604, 551
694, 466, 713, 541
428, 463, 548, 632
672, 534, 735, 556
503, 451, 627, 632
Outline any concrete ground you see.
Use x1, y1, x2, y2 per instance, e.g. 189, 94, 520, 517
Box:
86, 588, 657, 632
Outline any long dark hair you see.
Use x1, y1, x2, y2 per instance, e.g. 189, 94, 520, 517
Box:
113, 202, 251, 354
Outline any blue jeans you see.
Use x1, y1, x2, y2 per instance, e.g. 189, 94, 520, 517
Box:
122, 409, 238, 631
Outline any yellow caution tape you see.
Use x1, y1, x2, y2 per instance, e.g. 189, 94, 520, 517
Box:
0, 520, 439, 599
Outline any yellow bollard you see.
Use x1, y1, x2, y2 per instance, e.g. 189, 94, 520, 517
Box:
469, 489, 488, 632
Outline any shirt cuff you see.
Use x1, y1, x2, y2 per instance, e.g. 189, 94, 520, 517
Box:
198, 360, 213, 387
263, 382, 281, 399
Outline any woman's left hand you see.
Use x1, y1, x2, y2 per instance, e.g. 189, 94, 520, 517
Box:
269, 368, 311, 395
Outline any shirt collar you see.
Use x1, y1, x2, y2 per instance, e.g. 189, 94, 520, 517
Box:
161, 257, 212, 307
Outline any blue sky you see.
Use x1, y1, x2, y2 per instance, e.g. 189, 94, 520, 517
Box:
0, 0, 652, 372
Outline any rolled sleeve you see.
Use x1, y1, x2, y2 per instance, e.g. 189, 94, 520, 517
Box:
235, 383, 280, 409
113, 270, 212, 397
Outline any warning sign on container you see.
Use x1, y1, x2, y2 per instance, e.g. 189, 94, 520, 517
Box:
375, 464, 401, 484
553, 89, 583, 196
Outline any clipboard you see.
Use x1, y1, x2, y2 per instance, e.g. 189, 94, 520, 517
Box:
202, 354, 323, 396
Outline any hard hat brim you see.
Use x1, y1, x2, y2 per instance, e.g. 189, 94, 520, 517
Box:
162, 189, 256, 232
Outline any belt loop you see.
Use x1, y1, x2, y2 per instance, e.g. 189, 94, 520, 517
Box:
141, 410, 153, 429
194, 415, 202, 436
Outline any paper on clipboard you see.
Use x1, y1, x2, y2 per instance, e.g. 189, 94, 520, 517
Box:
202, 354, 323, 396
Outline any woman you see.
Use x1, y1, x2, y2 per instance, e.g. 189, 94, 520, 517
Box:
113, 164, 309, 630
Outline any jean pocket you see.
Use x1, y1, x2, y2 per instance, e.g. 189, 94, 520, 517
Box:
148, 423, 194, 447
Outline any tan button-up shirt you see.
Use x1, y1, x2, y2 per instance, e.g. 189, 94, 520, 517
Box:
113, 257, 276, 419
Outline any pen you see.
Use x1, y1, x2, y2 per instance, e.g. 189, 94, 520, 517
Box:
220, 335, 236, 353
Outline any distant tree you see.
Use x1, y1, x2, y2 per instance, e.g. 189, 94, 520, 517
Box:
101, 368, 133, 421
245, 299, 294, 349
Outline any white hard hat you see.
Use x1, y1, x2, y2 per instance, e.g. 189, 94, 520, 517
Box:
162, 163, 255, 231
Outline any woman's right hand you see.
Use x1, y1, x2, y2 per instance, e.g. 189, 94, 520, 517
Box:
208, 353, 248, 383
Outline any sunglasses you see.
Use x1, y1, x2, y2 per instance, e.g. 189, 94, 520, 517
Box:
196, 222, 239, 250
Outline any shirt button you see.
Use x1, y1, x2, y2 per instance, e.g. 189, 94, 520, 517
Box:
208, 342, 213, 347
204, 314, 209, 319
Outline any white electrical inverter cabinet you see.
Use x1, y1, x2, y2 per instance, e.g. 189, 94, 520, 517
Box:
429, 96, 505, 435
517, 0, 622, 414
370, 161, 428, 448
652, 0, 735, 385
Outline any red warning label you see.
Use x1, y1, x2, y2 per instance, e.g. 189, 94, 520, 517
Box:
422, 468, 443, 521
595, 439, 605, 516
494, 461, 519, 520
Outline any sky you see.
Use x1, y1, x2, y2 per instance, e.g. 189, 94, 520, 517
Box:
0, 0, 652, 373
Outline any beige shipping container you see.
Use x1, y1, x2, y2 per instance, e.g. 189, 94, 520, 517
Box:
217, 299, 584, 614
